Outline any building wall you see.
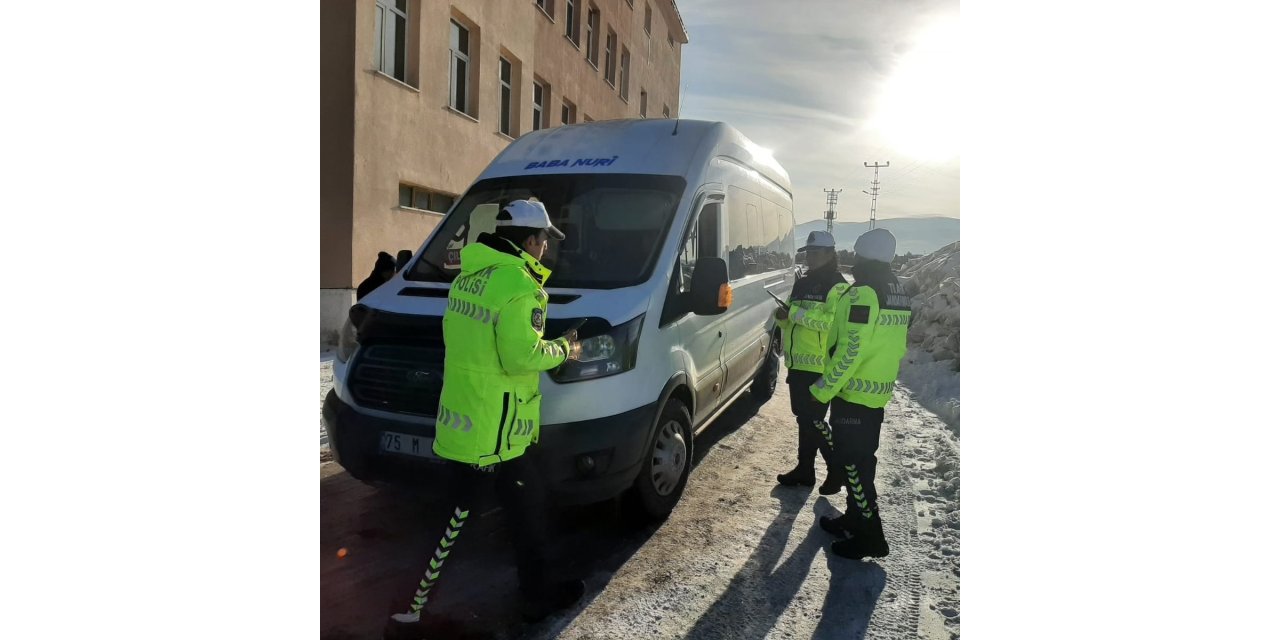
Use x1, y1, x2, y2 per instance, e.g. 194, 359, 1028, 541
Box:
349, 0, 524, 288
528, 1, 684, 124
323, 0, 685, 341
320, 0, 356, 289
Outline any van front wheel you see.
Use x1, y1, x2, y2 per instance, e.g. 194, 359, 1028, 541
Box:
750, 332, 782, 400
632, 400, 693, 520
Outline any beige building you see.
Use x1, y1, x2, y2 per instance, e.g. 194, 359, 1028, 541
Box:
321, 0, 688, 342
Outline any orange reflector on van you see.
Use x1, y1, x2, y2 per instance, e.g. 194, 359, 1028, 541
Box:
718, 283, 733, 309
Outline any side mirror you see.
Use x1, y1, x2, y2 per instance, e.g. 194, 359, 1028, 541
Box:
690, 257, 730, 316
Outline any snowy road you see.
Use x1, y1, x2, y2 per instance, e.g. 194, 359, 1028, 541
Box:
320, 371, 960, 640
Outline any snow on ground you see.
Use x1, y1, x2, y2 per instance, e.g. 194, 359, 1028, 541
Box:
899, 350, 960, 432
897, 242, 960, 432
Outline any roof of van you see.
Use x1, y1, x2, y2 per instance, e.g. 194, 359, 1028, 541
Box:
477, 119, 791, 197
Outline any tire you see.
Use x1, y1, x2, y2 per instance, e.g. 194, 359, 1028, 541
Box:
632, 399, 694, 520
750, 331, 782, 400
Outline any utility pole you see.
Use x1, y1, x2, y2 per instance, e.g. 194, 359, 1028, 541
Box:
823, 188, 842, 234
863, 161, 889, 229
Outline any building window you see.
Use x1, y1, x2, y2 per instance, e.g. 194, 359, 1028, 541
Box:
565, 0, 578, 44
561, 99, 576, 125
536, 0, 552, 19
644, 4, 653, 60
532, 80, 547, 131
640, 89, 647, 118
374, 0, 408, 82
499, 57, 513, 136
604, 29, 617, 86
449, 21, 471, 114
663, 104, 670, 118
620, 48, 630, 101
399, 184, 456, 214
586, 6, 600, 67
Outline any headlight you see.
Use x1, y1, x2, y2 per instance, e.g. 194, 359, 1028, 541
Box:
551, 314, 644, 383
337, 318, 359, 363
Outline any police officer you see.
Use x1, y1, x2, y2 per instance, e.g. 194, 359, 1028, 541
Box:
388, 199, 585, 634
774, 230, 846, 494
806, 228, 912, 560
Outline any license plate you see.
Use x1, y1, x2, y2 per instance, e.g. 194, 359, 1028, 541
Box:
379, 431, 438, 459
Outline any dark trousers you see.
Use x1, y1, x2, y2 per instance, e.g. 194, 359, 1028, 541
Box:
401, 451, 551, 616
829, 398, 885, 516
787, 370, 834, 468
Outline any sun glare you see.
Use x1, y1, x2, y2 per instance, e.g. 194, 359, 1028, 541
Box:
869, 16, 961, 162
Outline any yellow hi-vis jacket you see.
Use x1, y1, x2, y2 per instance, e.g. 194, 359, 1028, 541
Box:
795, 275, 913, 408
778, 266, 847, 374
433, 235, 570, 465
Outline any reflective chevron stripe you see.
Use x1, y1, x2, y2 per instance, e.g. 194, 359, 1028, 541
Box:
820, 335, 861, 387
790, 353, 824, 368
844, 378, 894, 396
447, 298, 497, 325
437, 406, 475, 432
813, 420, 834, 450
792, 307, 831, 332
879, 312, 911, 326
844, 464, 874, 519
405, 506, 471, 615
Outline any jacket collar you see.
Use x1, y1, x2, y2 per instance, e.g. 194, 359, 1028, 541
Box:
475, 232, 552, 286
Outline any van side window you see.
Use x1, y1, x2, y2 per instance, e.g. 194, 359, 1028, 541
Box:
745, 203, 763, 277
775, 207, 795, 267
679, 202, 719, 293
727, 190, 794, 278
727, 201, 766, 279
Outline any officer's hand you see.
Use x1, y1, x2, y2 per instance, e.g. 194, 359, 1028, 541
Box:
566, 339, 583, 361
774, 307, 789, 321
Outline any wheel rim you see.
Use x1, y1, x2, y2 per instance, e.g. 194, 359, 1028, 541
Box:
650, 419, 688, 496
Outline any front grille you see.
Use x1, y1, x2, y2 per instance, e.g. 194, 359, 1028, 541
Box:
349, 344, 444, 418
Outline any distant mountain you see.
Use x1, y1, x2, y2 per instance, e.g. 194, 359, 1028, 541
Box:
796, 217, 959, 257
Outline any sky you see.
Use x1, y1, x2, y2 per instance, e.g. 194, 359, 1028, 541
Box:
675, 0, 961, 225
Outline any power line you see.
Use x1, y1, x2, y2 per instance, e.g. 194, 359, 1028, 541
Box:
863, 161, 889, 230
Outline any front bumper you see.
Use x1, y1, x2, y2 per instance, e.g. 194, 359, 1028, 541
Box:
322, 390, 657, 505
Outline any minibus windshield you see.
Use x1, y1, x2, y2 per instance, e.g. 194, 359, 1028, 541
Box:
406, 174, 686, 289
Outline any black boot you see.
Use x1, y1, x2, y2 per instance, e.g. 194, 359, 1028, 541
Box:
831, 512, 890, 560
814, 431, 841, 495
776, 464, 816, 487
521, 579, 586, 623
818, 511, 858, 538
818, 464, 843, 496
